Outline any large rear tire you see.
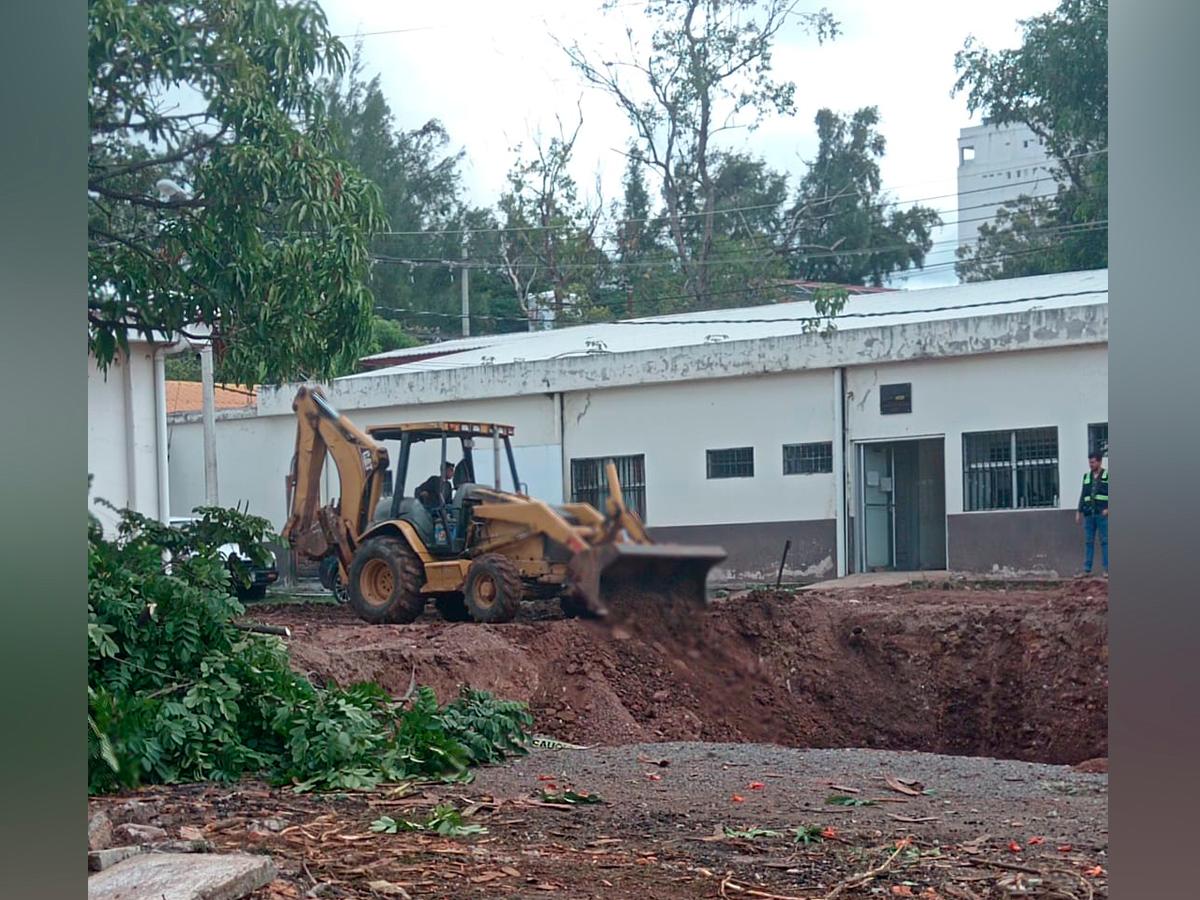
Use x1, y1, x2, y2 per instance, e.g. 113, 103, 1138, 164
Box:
347, 537, 426, 624
463, 554, 523, 624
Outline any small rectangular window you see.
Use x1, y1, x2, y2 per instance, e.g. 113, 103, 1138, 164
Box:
571, 454, 647, 521
963, 427, 1059, 511
960, 146, 975, 162
1088, 423, 1108, 457
880, 383, 912, 415
783, 442, 833, 475
707, 447, 754, 479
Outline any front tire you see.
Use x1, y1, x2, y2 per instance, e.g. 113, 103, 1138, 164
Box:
347, 537, 426, 624
463, 554, 523, 624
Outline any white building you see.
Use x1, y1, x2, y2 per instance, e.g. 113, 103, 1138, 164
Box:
957, 122, 1059, 251
169, 269, 1108, 582
88, 334, 177, 534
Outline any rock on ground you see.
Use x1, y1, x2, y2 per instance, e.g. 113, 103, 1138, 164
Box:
88, 811, 113, 852
87, 852, 275, 900
113, 822, 168, 844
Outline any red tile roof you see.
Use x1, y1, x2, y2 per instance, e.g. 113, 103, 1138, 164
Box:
166, 381, 257, 414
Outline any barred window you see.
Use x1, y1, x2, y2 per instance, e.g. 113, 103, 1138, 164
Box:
963, 427, 1059, 511
571, 455, 646, 521
783, 442, 833, 475
707, 447, 754, 479
1088, 422, 1108, 457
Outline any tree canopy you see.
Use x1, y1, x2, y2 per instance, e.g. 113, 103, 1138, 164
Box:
566, 0, 839, 310
88, 0, 384, 383
952, 0, 1108, 281
790, 108, 941, 286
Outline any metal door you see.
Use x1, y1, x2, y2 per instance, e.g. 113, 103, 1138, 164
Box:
861, 444, 895, 571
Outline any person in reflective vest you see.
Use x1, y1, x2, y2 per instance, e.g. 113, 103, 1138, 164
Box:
1074, 449, 1109, 577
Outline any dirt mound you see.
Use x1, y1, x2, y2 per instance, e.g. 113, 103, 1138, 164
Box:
248, 579, 1107, 765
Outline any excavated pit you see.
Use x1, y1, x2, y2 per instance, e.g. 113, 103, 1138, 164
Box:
248, 579, 1107, 766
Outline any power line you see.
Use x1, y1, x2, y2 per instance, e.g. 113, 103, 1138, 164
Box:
369, 271, 1107, 332
366, 200, 1071, 257
352, 149, 1104, 239
366, 220, 1107, 271
333, 1, 649, 40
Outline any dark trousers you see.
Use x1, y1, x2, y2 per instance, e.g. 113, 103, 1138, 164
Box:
1083, 513, 1108, 573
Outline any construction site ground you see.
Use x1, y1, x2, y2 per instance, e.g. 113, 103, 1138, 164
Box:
89, 578, 1109, 899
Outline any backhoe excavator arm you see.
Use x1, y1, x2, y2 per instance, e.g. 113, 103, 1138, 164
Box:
281, 386, 389, 572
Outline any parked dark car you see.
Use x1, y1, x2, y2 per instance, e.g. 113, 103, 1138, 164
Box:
169, 516, 279, 600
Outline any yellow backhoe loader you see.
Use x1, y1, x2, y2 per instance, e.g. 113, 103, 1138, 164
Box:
280, 386, 725, 625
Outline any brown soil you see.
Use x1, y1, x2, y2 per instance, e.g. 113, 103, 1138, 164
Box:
248, 578, 1107, 766
90, 742, 1109, 899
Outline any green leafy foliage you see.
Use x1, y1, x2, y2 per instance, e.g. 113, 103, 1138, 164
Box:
724, 826, 783, 840
370, 804, 488, 838
952, 0, 1107, 280
88, 505, 531, 794
319, 52, 521, 343
793, 825, 827, 845
566, 1, 839, 309
88, 0, 385, 383
539, 789, 602, 805
495, 116, 611, 327
826, 794, 876, 807
368, 316, 421, 356
790, 108, 941, 287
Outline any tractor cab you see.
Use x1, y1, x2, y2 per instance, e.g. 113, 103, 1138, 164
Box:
366, 422, 523, 557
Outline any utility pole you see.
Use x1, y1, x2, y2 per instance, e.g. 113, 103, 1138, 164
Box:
199, 343, 219, 505
460, 228, 470, 336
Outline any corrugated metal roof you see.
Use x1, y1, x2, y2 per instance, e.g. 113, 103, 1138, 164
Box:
343, 270, 1107, 380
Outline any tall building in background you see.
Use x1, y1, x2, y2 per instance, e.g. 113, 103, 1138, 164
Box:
956, 122, 1058, 252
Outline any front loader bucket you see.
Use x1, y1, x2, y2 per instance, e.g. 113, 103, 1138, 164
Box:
568, 542, 726, 621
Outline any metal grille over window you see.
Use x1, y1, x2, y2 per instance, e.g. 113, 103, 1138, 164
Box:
707, 447, 754, 479
570, 454, 646, 521
963, 427, 1059, 511
783, 442, 833, 475
1015, 427, 1059, 508
1088, 422, 1108, 457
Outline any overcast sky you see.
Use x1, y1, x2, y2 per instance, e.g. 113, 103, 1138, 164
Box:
319, 0, 1057, 288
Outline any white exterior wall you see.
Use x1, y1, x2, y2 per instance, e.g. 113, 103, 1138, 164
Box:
563, 371, 836, 527
88, 345, 161, 534
168, 393, 561, 530
957, 122, 1058, 250
845, 344, 1108, 514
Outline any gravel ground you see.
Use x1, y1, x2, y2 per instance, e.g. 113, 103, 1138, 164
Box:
90, 742, 1108, 899
475, 743, 1109, 852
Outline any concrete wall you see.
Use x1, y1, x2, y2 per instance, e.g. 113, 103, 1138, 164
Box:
957, 122, 1059, 249
169, 394, 560, 527
562, 371, 836, 527
844, 344, 1108, 574
88, 345, 161, 534
168, 316, 1107, 581
562, 371, 838, 582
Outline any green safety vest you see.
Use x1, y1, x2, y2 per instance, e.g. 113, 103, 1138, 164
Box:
1082, 470, 1108, 512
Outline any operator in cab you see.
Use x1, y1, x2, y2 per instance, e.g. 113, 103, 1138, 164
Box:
416, 462, 456, 509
